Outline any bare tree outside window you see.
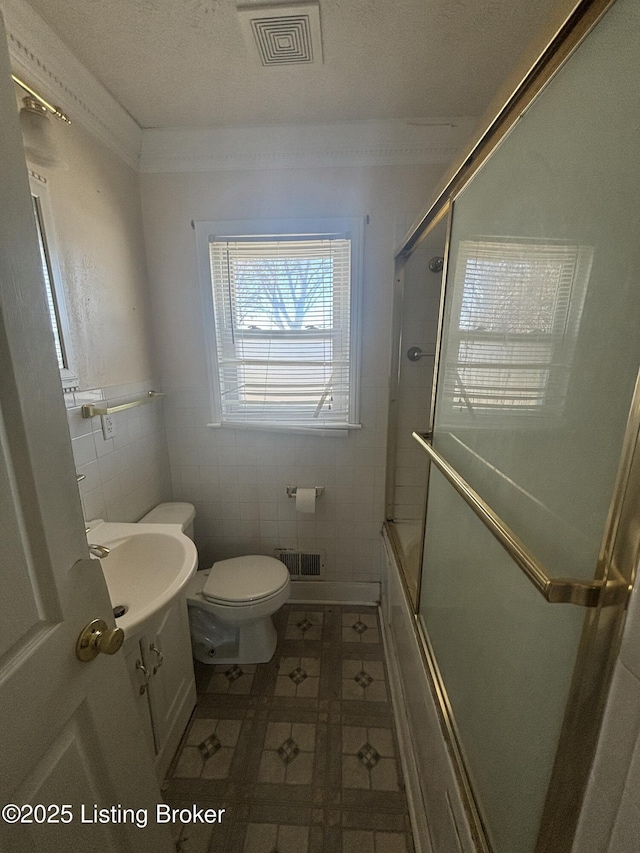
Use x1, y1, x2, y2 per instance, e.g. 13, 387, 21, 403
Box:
234, 256, 333, 330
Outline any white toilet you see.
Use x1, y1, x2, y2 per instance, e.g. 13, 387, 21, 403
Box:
139, 502, 290, 665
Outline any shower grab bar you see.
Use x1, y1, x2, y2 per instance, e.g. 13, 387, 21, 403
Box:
81, 391, 165, 419
412, 431, 603, 607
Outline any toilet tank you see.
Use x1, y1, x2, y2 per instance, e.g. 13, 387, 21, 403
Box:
139, 502, 196, 541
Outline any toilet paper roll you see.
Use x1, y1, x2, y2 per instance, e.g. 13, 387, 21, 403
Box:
295, 487, 316, 514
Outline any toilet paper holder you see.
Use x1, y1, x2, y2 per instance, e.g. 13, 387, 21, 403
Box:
286, 486, 325, 499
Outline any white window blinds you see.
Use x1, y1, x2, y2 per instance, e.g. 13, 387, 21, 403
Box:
208, 235, 353, 428
32, 195, 65, 371
444, 239, 591, 421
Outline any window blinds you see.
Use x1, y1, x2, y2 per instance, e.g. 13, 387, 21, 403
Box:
32, 196, 65, 371
208, 236, 352, 427
446, 239, 586, 417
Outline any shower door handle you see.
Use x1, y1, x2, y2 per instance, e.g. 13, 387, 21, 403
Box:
412, 431, 615, 608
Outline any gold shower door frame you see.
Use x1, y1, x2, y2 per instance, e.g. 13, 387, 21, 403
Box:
383, 0, 638, 849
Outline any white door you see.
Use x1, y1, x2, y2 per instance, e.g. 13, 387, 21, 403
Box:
0, 15, 174, 853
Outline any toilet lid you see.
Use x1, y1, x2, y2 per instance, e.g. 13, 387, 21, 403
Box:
202, 556, 289, 604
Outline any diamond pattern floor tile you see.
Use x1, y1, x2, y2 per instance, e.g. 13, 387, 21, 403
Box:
165, 604, 414, 852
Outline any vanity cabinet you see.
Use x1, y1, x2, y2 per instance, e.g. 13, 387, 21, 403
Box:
124, 640, 156, 759
123, 596, 196, 781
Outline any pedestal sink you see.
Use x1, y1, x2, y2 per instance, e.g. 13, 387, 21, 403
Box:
86, 520, 198, 637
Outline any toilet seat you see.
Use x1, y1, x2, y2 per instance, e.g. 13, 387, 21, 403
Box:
202, 581, 289, 608
202, 555, 289, 605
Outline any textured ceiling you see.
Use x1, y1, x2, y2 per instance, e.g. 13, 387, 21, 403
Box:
25, 0, 569, 129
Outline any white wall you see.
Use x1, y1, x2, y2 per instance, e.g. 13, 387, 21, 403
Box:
140, 163, 446, 578
23, 96, 156, 390
17, 84, 172, 523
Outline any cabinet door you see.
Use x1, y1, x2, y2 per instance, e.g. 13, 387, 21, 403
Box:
124, 641, 156, 760
143, 598, 197, 779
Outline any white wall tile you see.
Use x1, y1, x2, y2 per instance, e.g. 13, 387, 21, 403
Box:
259, 503, 279, 521
142, 164, 447, 581
257, 465, 278, 484
77, 459, 102, 495
239, 503, 259, 521
180, 465, 202, 484
220, 501, 241, 520
67, 381, 172, 524
219, 465, 239, 484
67, 407, 93, 439
278, 520, 298, 540
259, 521, 278, 539
72, 433, 98, 466
98, 451, 121, 484
82, 485, 106, 522
93, 429, 115, 458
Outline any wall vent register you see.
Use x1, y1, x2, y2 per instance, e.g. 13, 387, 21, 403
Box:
274, 549, 324, 578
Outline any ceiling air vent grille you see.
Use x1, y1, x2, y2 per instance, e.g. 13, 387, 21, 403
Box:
253, 15, 313, 65
238, 3, 323, 66
275, 548, 325, 579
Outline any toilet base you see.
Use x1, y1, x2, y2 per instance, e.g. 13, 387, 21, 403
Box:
189, 606, 278, 665
220, 616, 277, 665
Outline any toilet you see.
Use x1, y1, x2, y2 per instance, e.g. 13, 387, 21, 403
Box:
139, 502, 290, 665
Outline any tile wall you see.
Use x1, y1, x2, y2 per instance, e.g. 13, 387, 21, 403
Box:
165, 382, 388, 581
392, 244, 441, 524
65, 380, 172, 523
140, 163, 448, 585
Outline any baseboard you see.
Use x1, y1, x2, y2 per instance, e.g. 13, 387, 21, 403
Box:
288, 580, 380, 605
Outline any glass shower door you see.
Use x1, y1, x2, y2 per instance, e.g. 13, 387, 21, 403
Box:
386, 221, 445, 602
417, 0, 640, 848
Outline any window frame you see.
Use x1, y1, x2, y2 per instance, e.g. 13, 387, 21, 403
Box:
195, 218, 364, 434
29, 174, 78, 391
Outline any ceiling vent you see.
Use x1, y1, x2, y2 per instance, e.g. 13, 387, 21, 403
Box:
238, 2, 323, 66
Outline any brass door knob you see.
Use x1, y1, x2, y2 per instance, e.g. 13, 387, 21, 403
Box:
76, 618, 124, 662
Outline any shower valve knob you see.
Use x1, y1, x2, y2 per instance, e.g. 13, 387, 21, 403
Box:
407, 346, 433, 361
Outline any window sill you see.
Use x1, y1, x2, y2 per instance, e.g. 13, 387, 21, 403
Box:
207, 421, 361, 437
60, 367, 79, 391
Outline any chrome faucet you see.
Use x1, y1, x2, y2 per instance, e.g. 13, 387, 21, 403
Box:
88, 544, 110, 559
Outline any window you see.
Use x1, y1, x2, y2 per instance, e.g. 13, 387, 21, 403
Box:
29, 176, 78, 391
442, 238, 591, 424
196, 219, 363, 433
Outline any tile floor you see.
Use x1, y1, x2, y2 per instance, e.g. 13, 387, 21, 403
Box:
164, 604, 415, 853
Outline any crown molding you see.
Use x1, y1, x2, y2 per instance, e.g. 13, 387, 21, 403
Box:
1, 0, 142, 169
0, 0, 477, 174
140, 118, 478, 173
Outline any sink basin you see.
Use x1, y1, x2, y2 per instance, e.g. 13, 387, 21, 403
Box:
87, 520, 198, 637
